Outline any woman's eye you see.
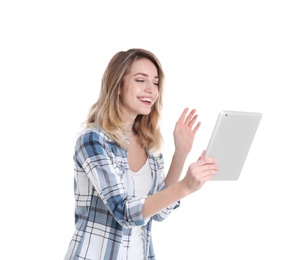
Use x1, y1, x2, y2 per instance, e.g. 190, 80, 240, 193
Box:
136, 79, 144, 83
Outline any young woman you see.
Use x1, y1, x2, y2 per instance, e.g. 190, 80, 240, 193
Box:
64, 48, 218, 260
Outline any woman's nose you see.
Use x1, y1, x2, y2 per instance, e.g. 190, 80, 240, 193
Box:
145, 81, 156, 93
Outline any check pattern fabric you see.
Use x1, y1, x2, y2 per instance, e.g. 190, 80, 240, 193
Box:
64, 128, 179, 260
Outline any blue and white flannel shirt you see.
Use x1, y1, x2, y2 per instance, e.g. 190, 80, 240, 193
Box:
64, 128, 180, 260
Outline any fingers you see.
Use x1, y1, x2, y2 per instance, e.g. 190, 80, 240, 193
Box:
185, 109, 198, 126
193, 156, 218, 177
191, 120, 201, 134
185, 158, 218, 191
178, 107, 189, 123
195, 157, 217, 168
178, 107, 201, 131
198, 150, 206, 160
184, 154, 219, 192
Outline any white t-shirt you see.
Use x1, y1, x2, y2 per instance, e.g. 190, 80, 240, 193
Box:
128, 159, 152, 260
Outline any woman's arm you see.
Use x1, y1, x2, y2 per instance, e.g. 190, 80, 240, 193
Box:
143, 152, 218, 219
147, 108, 217, 220
76, 129, 148, 228
165, 108, 201, 186
164, 150, 188, 186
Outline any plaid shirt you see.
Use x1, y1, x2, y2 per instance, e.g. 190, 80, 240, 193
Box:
64, 128, 179, 260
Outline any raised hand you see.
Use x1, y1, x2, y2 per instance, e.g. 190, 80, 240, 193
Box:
173, 108, 201, 154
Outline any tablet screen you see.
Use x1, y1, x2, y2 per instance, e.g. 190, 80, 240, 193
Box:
205, 110, 262, 180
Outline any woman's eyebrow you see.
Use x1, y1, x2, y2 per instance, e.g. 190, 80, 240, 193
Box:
134, 72, 148, 77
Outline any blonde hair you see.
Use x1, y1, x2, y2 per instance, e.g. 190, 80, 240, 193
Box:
86, 48, 164, 153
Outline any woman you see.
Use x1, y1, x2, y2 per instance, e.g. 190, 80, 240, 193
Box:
64, 48, 218, 260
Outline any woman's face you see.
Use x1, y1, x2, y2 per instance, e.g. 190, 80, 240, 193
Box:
119, 58, 159, 122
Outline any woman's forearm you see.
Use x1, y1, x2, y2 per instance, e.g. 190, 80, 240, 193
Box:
143, 154, 218, 219
142, 179, 191, 219
164, 150, 188, 187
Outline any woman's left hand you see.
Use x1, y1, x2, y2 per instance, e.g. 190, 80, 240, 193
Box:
173, 108, 201, 154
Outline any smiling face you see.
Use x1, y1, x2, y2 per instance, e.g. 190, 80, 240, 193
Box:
119, 58, 159, 123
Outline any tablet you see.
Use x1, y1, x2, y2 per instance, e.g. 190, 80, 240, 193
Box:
205, 110, 262, 181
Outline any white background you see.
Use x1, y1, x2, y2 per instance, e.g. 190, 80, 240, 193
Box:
1, 1, 303, 259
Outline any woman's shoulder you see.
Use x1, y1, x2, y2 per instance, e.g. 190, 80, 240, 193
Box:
74, 128, 113, 149
76, 128, 126, 156
76, 127, 110, 141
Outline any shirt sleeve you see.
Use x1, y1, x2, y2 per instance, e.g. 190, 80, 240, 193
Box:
74, 129, 146, 229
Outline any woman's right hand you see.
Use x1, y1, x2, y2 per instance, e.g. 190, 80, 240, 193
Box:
181, 150, 218, 194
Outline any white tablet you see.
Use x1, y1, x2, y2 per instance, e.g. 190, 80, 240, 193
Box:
205, 110, 262, 181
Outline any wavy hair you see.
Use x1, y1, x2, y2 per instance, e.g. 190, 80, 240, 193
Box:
86, 48, 164, 153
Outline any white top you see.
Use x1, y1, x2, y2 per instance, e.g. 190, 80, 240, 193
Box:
131, 159, 152, 197
127, 158, 152, 260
